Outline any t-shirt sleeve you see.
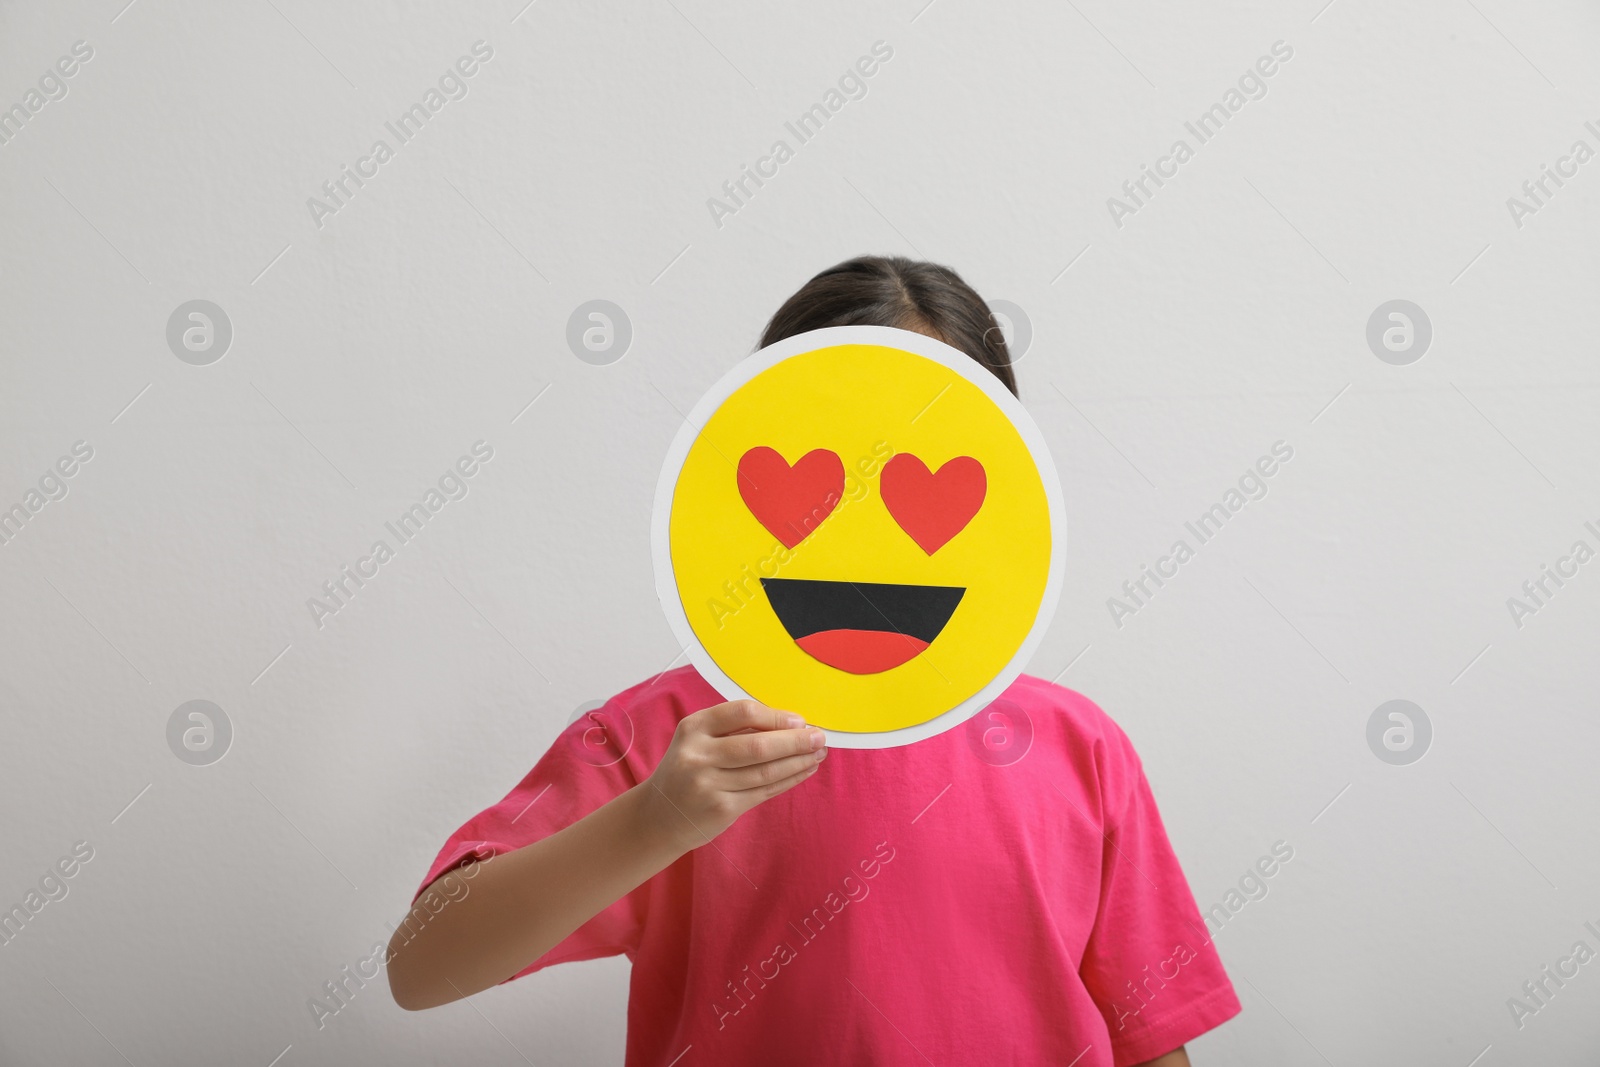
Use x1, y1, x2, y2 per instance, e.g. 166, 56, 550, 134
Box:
412, 701, 647, 980
1078, 724, 1242, 1065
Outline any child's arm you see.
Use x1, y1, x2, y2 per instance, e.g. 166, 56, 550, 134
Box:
388, 699, 827, 1010
1137, 1047, 1189, 1066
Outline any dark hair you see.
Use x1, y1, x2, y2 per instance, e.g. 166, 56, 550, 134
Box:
759, 255, 1018, 396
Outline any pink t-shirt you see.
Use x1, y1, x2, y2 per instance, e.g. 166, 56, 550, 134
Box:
417, 667, 1240, 1066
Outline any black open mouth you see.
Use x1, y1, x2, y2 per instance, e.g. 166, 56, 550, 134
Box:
760, 577, 965, 674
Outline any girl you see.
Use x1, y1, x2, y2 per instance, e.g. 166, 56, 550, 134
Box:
388, 257, 1240, 1066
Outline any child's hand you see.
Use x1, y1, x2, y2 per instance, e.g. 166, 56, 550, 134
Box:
639, 699, 826, 851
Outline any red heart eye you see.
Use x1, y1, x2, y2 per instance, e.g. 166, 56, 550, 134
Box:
880, 453, 986, 554
737, 447, 845, 549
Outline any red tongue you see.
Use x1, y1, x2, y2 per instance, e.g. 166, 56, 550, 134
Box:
794, 629, 930, 674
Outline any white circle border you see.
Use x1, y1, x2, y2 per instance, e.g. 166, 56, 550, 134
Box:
651, 325, 1067, 749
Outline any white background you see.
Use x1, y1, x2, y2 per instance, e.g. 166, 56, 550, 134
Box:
2, 0, 1598, 1064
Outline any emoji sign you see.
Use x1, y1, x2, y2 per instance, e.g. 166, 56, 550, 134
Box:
653, 325, 1065, 748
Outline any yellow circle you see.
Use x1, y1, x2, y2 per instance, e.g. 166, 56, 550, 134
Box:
665, 338, 1054, 735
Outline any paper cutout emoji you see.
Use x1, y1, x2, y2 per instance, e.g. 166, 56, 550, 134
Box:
653, 325, 1065, 748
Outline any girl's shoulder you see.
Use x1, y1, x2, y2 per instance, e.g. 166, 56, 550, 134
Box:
1009, 673, 1126, 736
602, 664, 724, 724
1007, 673, 1148, 772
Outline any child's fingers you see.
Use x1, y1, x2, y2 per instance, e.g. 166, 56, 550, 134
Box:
733, 756, 822, 803
692, 699, 804, 738
709, 726, 823, 769
718, 746, 826, 790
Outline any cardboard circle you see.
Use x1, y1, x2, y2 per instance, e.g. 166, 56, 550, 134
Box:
652, 325, 1066, 749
